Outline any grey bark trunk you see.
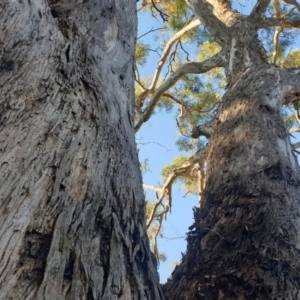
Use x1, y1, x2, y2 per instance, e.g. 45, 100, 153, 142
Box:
0, 1, 162, 299
163, 24, 300, 299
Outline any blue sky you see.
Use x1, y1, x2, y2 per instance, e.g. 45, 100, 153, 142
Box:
136, 8, 200, 283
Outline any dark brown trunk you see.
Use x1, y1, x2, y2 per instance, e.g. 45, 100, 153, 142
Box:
0, 1, 162, 299
163, 63, 300, 299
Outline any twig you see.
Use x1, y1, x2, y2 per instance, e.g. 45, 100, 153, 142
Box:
179, 40, 190, 61
138, 26, 166, 39
151, 0, 169, 22
137, 141, 171, 151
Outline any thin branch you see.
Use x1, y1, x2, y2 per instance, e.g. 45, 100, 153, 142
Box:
179, 40, 190, 61
137, 141, 171, 151
162, 93, 211, 115
149, 19, 201, 91
176, 118, 191, 138
146, 148, 207, 228
137, 1, 150, 12
135, 78, 147, 91
151, 0, 169, 22
143, 184, 162, 194
135, 51, 225, 131
135, 19, 201, 110
138, 26, 166, 39
162, 93, 186, 107
153, 214, 163, 260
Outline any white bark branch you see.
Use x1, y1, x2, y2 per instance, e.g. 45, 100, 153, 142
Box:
143, 184, 162, 193
289, 128, 300, 133
146, 148, 207, 229
136, 18, 201, 109
135, 52, 224, 131
206, 0, 242, 26
149, 19, 201, 91
271, 27, 283, 64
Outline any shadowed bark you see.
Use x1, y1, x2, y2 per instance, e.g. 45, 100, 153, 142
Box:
0, 1, 162, 299
163, 3, 300, 299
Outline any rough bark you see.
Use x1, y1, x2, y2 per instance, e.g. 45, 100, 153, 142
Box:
0, 1, 162, 299
163, 8, 300, 300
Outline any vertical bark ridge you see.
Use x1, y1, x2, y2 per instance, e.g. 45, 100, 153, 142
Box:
0, 1, 162, 299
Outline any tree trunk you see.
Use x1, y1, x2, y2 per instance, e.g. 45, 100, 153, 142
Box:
163, 24, 300, 299
0, 1, 162, 299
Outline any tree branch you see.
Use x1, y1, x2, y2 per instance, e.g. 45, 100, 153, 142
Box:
186, 0, 230, 45
283, 0, 300, 12
289, 127, 300, 133
250, 0, 271, 19
271, 0, 283, 65
206, 0, 242, 26
162, 93, 215, 116
271, 27, 283, 64
149, 19, 201, 92
135, 52, 224, 131
135, 18, 201, 110
191, 123, 214, 139
138, 27, 166, 39
260, 18, 300, 28
143, 184, 163, 194
293, 141, 300, 149
146, 148, 207, 228
151, 0, 169, 22
137, 2, 150, 12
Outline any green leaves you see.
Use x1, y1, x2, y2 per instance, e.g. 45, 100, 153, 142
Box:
279, 48, 300, 67
162, 155, 198, 194
136, 41, 150, 66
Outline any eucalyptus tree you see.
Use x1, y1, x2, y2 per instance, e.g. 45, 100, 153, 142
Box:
0, 1, 163, 299
136, 0, 300, 298
1, 0, 300, 298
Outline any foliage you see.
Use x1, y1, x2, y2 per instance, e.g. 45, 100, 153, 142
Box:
162, 155, 198, 194
279, 48, 300, 68
136, 41, 150, 66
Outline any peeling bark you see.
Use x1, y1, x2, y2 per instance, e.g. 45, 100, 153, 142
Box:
0, 1, 162, 299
